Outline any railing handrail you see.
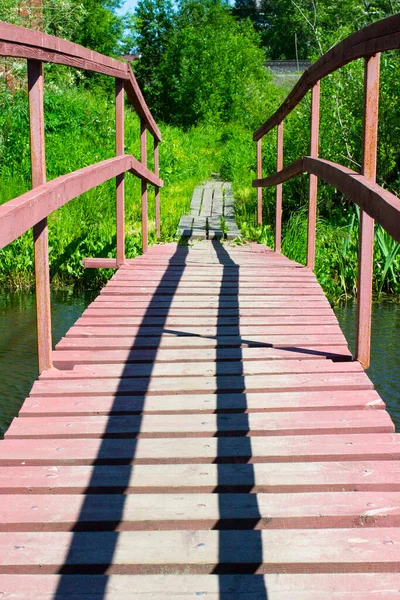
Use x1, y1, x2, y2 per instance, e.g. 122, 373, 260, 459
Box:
0, 155, 163, 250
252, 15, 400, 370
0, 21, 163, 374
253, 13, 400, 140
253, 156, 400, 243
0, 20, 161, 141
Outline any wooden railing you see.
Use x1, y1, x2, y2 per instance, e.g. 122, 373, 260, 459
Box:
253, 14, 400, 369
0, 21, 163, 374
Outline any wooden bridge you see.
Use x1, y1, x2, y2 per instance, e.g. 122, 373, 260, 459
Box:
1, 15, 400, 599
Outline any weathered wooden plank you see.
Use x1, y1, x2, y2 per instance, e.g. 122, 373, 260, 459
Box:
2, 432, 399, 466
30, 372, 372, 398
112, 273, 316, 281
51, 346, 352, 369
105, 280, 320, 289
6, 410, 393, 440
79, 314, 338, 326
55, 334, 350, 351
19, 389, 382, 417
39, 358, 362, 379
0, 573, 399, 598
2, 528, 400, 573
2, 491, 400, 531
90, 298, 332, 308
0, 460, 398, 494
64, 325, 343, 338
82, 258, 118, 269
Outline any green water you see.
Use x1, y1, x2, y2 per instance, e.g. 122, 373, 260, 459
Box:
0, 290, 95, 437
334, 302, 400, 429
0, 292, 399, 436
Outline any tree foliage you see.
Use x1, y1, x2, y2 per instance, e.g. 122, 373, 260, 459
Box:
0, 0, 126, 56
131, 0, 175, 116
233, 0, 400, 60
132, 0, 281, 128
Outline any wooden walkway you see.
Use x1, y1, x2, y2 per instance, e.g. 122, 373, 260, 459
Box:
0, 241, 400, 597
177, 180, 241, 239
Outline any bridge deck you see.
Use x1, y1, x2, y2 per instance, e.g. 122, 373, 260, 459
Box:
0, 241, 399, 597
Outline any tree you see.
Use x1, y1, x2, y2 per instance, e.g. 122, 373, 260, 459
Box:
159, 0, 278, 127
131, 0, 175, 116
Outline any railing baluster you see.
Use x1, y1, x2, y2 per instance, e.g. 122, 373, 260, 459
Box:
154, 138, 160, 238
275, 121, 284, 253
356, 53, 381, 369
115, 78, 125, 267
257, 138, 262, 225
27, 59, 52, 374
307, 81, 320, 270
140, 118, 148, 253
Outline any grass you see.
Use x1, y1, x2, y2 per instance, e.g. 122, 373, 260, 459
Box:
0, 82, 399, 304
0, 86, 222, 290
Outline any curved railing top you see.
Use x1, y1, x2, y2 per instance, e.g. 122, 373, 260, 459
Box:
0, 20, 161, 141
253, 13, 400, 140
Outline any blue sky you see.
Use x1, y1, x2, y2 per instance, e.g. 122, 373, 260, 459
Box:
116, 0, 139, 15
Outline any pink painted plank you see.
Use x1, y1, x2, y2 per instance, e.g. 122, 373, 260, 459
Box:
55, 334, 349, 350
30, 372, 373, 397
0, 573, 399, 598
85, 305, 334, 316
64, 325, 343, 338
19, 389, 382, 417
2, 432, 399, 466
82, 258, 117, 269
107, 280, 320, 289
39, 359, 362, 379
2, 491, 400, 531
90, 297, 332, 308
2, 528, 400, 573
5, 410, 393, 439
51, 346, 352, 368
113, 271, 315, 280
79, 314, 339, 326
0, 460, 398, 494
100, 287, 323, 297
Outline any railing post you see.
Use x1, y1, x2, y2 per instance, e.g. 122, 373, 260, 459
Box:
356, 53, 381, 369
115, 78, 125, 267
27, 59, 52, 374
275, 121, 284, 253
140, 118, 148, 253
154, 138, 160, 238
307, 80, 320, 270
257, 138, 262, 225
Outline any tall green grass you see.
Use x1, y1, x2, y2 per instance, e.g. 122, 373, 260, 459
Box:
1, 84, 399, 303
0, 86, 222, 290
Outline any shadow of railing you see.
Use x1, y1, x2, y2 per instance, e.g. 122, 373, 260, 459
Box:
211, 240, 268, 598
54, 242, 189, 596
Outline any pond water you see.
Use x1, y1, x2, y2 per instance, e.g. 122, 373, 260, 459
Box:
334, 302, 400, 429
0, 292, 399, 436
0, 290, 95, 437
